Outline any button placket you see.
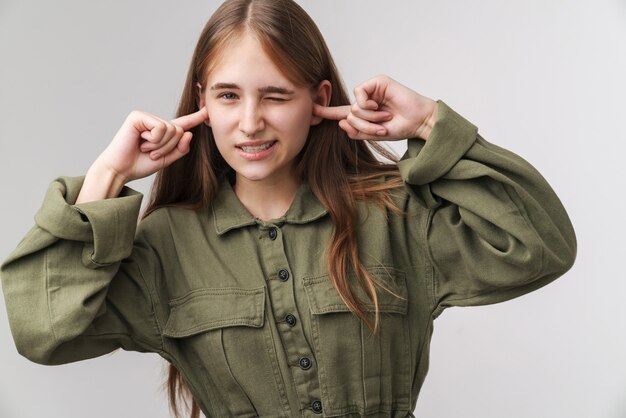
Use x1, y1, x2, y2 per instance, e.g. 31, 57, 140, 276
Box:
260, 223, 323, 414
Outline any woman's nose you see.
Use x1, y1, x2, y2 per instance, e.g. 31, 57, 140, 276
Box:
239, 101, 265, 137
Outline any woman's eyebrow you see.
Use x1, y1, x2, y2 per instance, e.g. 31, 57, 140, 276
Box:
210, 82, 240, 90
210, 82, 294, 95
259, 86, 295, 95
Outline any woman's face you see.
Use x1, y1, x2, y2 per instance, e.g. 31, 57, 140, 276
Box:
199, 33, 327, 186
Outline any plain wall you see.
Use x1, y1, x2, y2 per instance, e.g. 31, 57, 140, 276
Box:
1, 1, 624, 417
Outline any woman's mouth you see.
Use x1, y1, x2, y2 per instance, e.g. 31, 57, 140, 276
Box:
238, 141, 275, 153
236, 140, 277, 160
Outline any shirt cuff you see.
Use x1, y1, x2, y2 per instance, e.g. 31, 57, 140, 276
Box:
396, 100, 478, 185
34, 176, 143, 265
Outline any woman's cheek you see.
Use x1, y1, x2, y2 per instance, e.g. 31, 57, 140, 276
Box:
269, 104, 312, 135
208, 108, 233, 138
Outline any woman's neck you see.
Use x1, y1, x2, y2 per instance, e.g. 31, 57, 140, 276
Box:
233, 174, 300, 222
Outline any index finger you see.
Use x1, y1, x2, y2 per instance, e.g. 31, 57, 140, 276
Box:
171, 106, 209, 130
313, 104, 350, 121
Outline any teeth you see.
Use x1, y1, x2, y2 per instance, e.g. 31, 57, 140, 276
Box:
240, 142, 274, 153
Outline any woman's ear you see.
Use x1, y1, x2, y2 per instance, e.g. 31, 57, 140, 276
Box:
196, 82, 211, 127
310, 80, 332, 126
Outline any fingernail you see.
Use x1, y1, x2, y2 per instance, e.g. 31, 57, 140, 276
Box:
376, 130, 386, 136
152, 153, 161, 160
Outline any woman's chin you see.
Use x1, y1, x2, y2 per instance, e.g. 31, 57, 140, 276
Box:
232, 163, 297, 187
234, 168, 277, 184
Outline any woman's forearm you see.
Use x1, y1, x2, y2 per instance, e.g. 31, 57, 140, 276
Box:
75, 162, 127, 204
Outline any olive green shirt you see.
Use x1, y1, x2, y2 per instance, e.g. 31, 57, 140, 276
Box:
1, 101, 576, 418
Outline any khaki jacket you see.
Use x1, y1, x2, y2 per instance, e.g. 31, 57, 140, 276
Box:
1, 101, 576, 417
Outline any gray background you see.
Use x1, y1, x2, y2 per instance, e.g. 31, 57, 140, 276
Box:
1, 1, 625, 417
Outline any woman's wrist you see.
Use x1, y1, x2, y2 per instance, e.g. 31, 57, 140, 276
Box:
414, 100, 439, 141
75, 162, 128, 204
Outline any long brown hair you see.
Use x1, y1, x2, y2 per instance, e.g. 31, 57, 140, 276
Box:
144, 1, 404, 416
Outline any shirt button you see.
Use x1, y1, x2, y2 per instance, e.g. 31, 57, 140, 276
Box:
299, 357, 312, 370
311, 400, 323, 414
285, 314, 297, 327
268, 227, 278, 240
278, 269, 289, 281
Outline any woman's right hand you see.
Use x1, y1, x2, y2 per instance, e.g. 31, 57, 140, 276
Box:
75, 107, 208, 204
96, 107, 209, 183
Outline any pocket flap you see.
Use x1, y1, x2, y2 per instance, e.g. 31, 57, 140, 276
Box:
303, 268, 407, 315
163, 286, 266, 338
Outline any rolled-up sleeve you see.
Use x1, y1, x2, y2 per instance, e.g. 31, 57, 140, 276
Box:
398, 101, 577, 313
1, 176, 164, 364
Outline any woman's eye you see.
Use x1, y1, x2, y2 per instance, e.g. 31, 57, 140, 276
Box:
267, 97, 287, 102
219, 92, 238, 100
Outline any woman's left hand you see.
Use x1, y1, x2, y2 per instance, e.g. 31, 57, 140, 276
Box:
313, 75, 438, 141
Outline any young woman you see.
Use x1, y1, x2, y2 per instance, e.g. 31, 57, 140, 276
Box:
1, 0, 576, 417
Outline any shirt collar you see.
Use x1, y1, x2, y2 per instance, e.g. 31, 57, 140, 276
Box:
212, 180, 328, 235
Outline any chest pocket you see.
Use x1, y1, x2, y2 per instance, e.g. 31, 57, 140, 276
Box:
163, 286, 289, 418
303, 268, 412, 416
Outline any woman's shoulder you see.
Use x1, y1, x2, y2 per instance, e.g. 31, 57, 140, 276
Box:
369, 172, 433, 212
137, 204, 208, 244
353, 173, 431, 226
